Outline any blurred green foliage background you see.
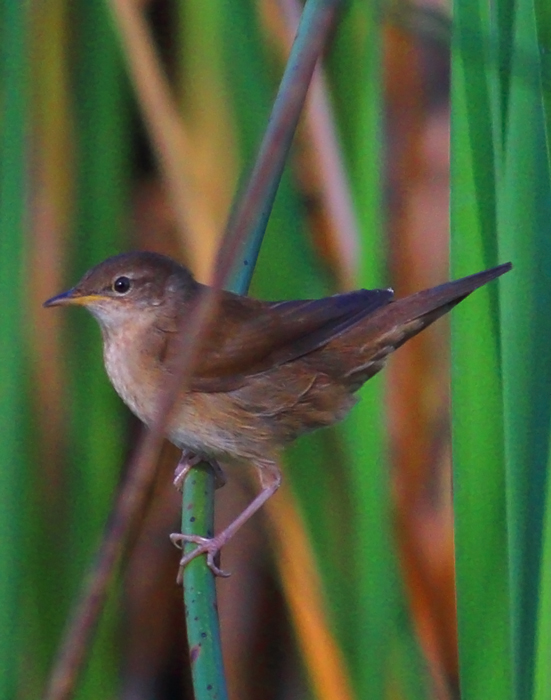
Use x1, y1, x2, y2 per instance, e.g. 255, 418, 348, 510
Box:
0, 0, 549, 699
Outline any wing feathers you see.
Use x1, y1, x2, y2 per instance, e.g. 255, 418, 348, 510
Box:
189, 288, 394, 391
160, 263, 510, 394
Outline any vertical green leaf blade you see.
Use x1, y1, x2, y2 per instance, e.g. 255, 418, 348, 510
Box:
532, 0, 551, 694
498, 0, 551, 693
534, 439, 551, 700
451, 0, 513, 696
0, 2, 28, 697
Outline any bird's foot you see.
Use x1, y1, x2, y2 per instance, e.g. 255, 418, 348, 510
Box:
173, 450, 226, 491
171, 459, 281, 583
173, 452, 202, 491
170, 533, 231, 582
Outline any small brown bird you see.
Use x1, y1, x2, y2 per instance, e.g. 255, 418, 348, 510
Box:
44, 252, 511, 576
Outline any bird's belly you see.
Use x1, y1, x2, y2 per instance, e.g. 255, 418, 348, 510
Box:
168, 392, 269, 461
168, 367, 358, 462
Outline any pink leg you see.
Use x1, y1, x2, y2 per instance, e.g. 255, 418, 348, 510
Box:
171, 460, 281, 581
173, 449, 226, 491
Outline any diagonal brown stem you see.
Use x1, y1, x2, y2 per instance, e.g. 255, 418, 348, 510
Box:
43, 286, 222, 700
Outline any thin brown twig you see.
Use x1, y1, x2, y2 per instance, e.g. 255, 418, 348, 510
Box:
43, 285, 222, 700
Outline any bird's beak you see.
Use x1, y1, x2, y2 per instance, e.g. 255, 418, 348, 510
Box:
43, 288, 103, 308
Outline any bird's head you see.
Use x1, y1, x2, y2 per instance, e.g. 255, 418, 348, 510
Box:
44, 251, 198, 331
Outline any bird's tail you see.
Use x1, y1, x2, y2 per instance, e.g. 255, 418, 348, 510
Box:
379, 262, 511, 341
341, 262, 511, 388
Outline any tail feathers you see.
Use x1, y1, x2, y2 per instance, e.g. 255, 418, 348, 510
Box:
396, 262, 510, 319
365, 262, 510, 341
341, 262, 511, 388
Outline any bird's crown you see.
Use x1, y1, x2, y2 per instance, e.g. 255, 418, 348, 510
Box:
44, 251, 198, 309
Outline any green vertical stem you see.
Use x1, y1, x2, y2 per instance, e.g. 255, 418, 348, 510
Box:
0, 1, 28, 698
181, 466, 228, 700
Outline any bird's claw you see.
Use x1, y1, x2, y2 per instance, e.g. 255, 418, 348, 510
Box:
173, 452, 203, 491
170, 533, 231, 582
173, 452, 227, 492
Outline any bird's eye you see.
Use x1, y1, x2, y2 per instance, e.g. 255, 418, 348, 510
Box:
113, 276, 131, 294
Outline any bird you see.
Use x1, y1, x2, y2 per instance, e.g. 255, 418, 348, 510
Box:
44, 252, 511, 577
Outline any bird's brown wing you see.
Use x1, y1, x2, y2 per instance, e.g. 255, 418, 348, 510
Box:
163, 287, 394, 392
155, 263, 511, 393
